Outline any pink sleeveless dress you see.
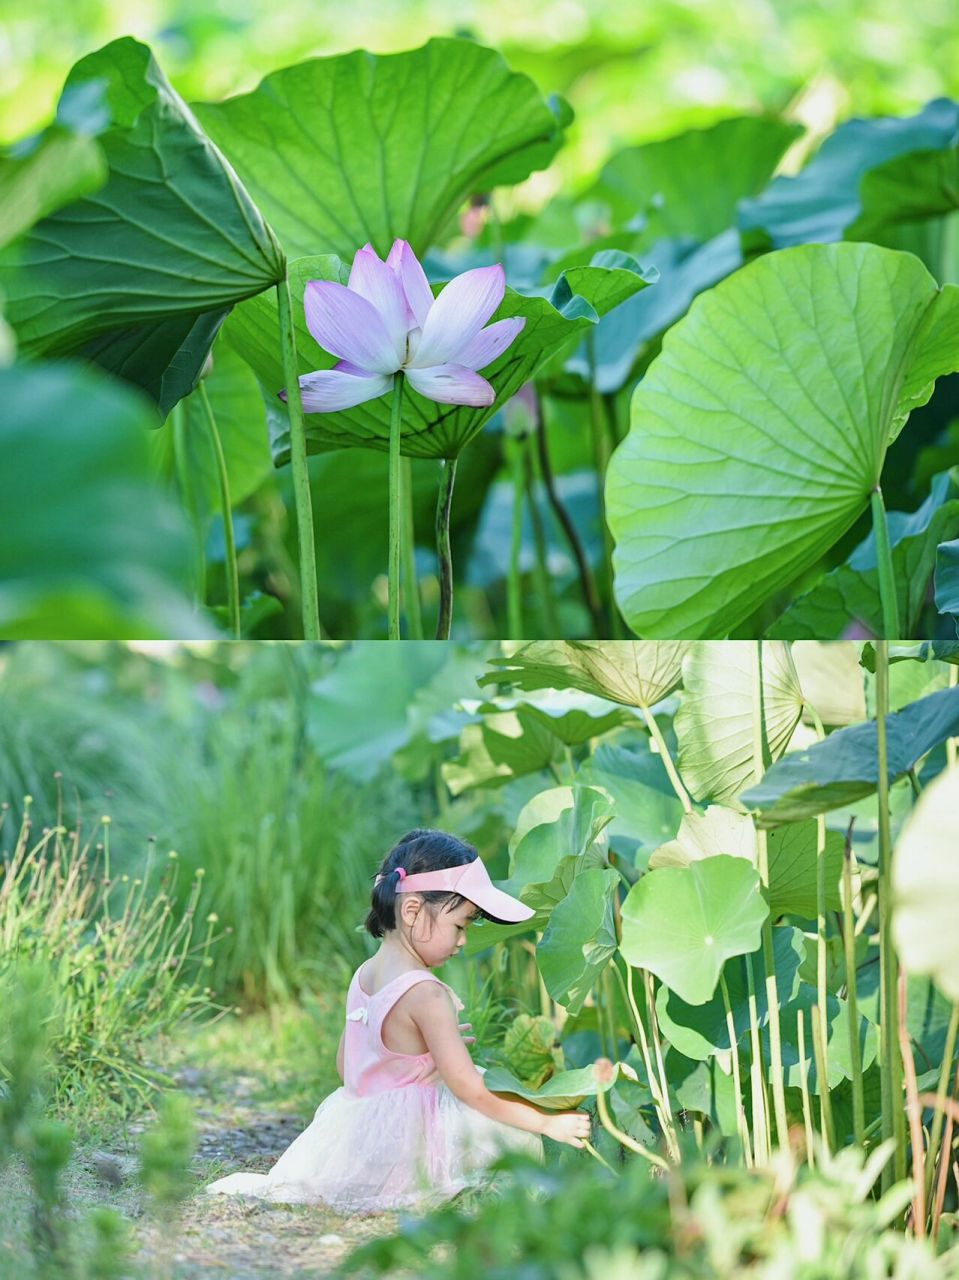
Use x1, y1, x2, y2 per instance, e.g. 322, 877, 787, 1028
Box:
205, 965, 544, 1214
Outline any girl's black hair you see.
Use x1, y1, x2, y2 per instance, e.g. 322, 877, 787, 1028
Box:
364, 828, 507, 939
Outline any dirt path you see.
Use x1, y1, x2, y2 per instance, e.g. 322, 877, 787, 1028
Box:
1, 1064, 421, 1280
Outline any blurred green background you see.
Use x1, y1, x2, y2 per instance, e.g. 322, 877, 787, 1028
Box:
4, 0, 958, 191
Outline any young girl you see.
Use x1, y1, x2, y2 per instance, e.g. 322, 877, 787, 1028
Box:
206, 829, 591, 1214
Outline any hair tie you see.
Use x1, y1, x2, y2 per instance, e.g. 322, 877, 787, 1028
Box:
394, 867, 407, 882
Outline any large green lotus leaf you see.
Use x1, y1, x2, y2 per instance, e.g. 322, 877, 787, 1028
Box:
790, 642, 867, 728
589, 117, 803, 242
649, 805, 843, 918
738, 99, 959, 249
768, 471, 959, 640
620, 855, 769, 1005
0, 39, 284, 413
770, 984, 878, 1093
482, 1059, 630, 1111
505, 784, 613, 890
149, 340, 274, 514
478, 640, 689, 708
477, 690, 640, 748
80, 308, 231, 420
656, 926, 804, 1061
576, 742, 684, 865
305, 643, 457, 781
846, 129, 959, 248
741, 686, 959, 826
193, 37, 570, 261
674, 642, 804, 807
936, 539, 959, 631
0, 361, 204, 639
537, 868, 620, 1015
0, 122, 105, 250
441, 708, 563, 796
892, 766, 959, 1001
605, 242, 959, 639
225, 251, 653, 462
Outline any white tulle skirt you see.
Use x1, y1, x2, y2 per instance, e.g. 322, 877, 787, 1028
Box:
205, 1076, 544, 1215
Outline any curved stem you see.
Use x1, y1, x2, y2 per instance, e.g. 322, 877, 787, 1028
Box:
401, 456, 423, 639
640, 704, 693, 812
871, 486, 902, 638
595, 1081, 670, 1170
276, 278, 321, 639
582, 1137, 618, 1174
434, 456, 457, 640
534, 387, 604, 635
388, 373, 406, 639
197, 382, 240, 639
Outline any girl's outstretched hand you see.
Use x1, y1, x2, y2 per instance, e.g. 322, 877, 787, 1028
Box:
541, 1111, 592, 1148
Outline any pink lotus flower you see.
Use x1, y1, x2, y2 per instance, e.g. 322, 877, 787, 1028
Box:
281, 240, 525, 412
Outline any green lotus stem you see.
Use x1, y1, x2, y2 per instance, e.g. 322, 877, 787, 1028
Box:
534, 386, 604, 635
644, 970, 673, 1125
796, 1008, 816, 1168
196, 382, 240, 639
876, 640, 904, 1189
811, 1001, 835, 1153
582, 1137, 618, 1174
640, 703, 693, 812
924, 1000, 959, 1210
897, 969, 927, 1237
526, 436, 559, 635
399, 457, 423, 639
744, 955, 770, 1164
434, 457, 457, 640
871, 486, 902, 639
615, 959, 677, 1157
932, 1059, 959, 1239
171, 399, 206, 606
752, 641, 789, 1148
841, 824, 865, 1147
808, 704, 832, 1130
602, 967, 619, 1061
720, 971, 752, 1168
586, 330, 621, 638
595, 1081, 670, 1170
948, 666, 958, 769
276, 278, 321, 640
387, 372, 406, 639
507, 433, 525, 638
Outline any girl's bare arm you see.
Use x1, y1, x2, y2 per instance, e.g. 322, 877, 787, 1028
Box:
408, 984, 547, 1135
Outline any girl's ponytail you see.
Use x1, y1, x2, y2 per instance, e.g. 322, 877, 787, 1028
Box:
363, 829, 481, 938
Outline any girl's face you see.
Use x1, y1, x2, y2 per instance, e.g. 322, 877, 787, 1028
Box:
400, 895, 481, 966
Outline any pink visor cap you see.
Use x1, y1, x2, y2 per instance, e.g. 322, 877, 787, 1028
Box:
373, 858, 535, 923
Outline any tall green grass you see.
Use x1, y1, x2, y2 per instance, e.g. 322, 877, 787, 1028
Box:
0, 792, 223, 1118
142, 698, 420, 1001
